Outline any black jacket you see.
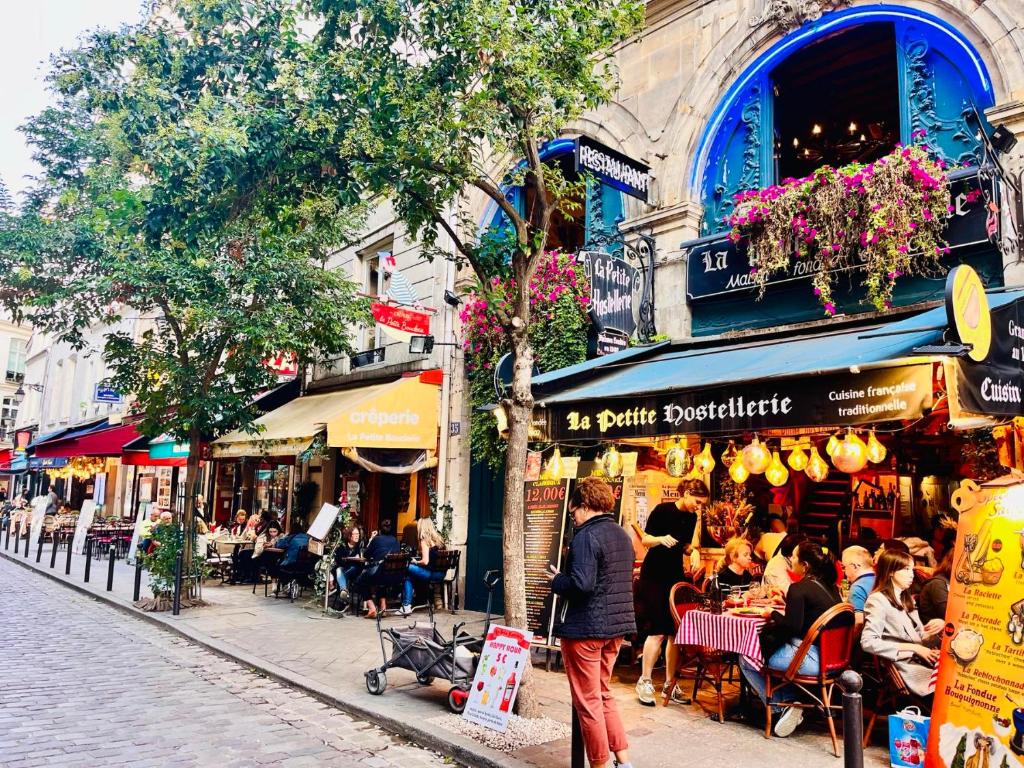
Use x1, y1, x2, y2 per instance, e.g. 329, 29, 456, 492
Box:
552, 515, 636, 640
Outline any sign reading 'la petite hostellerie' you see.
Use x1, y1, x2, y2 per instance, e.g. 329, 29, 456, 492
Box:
544, 365, 933, 440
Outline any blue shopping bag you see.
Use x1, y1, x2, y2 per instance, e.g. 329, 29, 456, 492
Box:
888, 706, 930, 768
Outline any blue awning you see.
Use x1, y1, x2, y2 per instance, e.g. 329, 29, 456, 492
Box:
535, 290, 1024, 407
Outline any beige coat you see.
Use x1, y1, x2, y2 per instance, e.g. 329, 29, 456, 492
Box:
860, 592, 935, 696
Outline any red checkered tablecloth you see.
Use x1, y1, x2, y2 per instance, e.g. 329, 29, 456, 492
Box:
675, 609, 767, 667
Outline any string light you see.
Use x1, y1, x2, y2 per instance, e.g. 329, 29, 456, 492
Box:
787, 445, 809, 471
805, 447, 830, 482
826, 432, 841, 457
665, 439, 691, 478
741, 436, 771, 475
866, 431, 887, 464
602, 445, 623, 478
729, 458, 750, 484
543, 446, 564, 481
694, 442, 716, 474
831, 430, 869, 474
721, 440, 738, 467
765, 451, 790, 487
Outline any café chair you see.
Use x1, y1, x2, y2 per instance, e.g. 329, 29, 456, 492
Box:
861, 656, 922, 747
411, 549, 461, 615
664, 582, 735, 720
762, 603, 856, 756
355, 552, 412, 614
252, 550, 283, 597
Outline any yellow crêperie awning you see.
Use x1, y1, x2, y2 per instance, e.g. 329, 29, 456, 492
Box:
327, 375, 440, 450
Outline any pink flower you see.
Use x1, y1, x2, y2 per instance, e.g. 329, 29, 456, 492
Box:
824, 302, 836, 316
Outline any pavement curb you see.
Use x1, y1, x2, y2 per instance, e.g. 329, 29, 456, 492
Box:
0, 549, 521, 768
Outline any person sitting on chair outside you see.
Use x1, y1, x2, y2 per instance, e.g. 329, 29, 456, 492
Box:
399, 513, 447, 616
841, 545, 875, 616
359, 518, 401, 619
332, 524, 365, 609
275, 523, 310, 568
138, 508, 161, 554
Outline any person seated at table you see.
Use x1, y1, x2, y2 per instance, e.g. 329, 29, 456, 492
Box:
138, 508, 161, 554
229, 510, 249, 537
716, 537, 755, 593
398, 513, 448, 616
275, 522, 311, 569
236, 520, 282, 583
754, 514, 788, 563
332, 524, 365, 609
916, 550, 952, 625
761, 534, 805, 595
861, 549, 943, 699
840, 545, 875, 618
357, 518, 402, 619
739, 540, 841, 738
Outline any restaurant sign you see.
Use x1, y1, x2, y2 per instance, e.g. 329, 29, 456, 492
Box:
574, 136, 651, 203
581, 250, 639, 338
685, 174, 993, 301
952, 292, 1024, 418
544, 364, 934, 440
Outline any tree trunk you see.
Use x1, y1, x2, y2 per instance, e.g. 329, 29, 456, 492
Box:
501, 329, 540, 718
181, 425, 203, 595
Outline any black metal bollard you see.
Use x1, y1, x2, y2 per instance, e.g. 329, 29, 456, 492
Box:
570, 706, 584, 768
133, 556, 143, 601
50, 535, 58, 568
24, 529, 30, 559
83, 539, 93, 583
65, 536, 74, 575
172, 551, 183, 616
106, 549, 116, 591
840, 670, 865, 768
13, 525, 19, 554
35, 529, 44, 563
4, 519, 10, 550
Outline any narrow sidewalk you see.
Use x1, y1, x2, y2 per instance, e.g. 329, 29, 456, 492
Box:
1, 538, 889, 767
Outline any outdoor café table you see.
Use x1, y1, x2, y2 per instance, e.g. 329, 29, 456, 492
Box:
212, 536, 253, 556
675, 608, 768, 668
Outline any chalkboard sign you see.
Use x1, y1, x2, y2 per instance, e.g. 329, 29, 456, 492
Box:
522, 479, 570, 644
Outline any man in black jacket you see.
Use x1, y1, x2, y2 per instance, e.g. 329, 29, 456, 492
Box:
547, 477, 635, 768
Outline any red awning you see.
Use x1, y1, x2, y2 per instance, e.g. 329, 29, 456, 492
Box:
0, 449, 11, 464
120, 450, 192, 467
33, 423, 141, 459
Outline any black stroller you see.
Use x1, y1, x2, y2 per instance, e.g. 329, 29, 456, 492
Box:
365, 570, 500, 713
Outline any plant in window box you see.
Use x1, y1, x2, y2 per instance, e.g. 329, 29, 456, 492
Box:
727, 140, 953, 315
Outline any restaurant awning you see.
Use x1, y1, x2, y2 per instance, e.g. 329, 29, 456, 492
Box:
33, 421, 141, 459
211, 373, 441, 459
1, 455, 28, 474
534, 290, 1024, 441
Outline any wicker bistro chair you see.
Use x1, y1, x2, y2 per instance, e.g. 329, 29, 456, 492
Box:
762, 603, 856, 756
410, 549, 461, 615
664, 582, 736, 720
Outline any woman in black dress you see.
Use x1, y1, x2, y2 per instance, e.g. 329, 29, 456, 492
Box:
635, 478, 708, 705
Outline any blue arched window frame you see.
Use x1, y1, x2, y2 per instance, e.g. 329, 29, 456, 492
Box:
480, 138, 626, 256
693, 5, 996, 235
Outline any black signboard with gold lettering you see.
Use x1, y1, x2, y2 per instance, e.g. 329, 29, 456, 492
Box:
953, 298, 1024, 417
544, 365, 934, 441
522, 480, 569, 643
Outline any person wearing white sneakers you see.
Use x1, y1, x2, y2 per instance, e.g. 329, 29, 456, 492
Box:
633, 478, 708, 706
739, 541, 842, 737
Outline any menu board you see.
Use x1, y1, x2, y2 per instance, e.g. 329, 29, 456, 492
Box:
462, 624, 531, 733
522, 479, 569, 644
927, 478, 1024, 768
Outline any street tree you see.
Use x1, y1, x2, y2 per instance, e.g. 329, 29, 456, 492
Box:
0, 1, 369, 569
303, 0, 644, 713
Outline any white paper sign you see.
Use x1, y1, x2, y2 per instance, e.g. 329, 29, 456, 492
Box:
462, 624, 531, 733
307, 502, 341, 542
72, 500, 97, 555
126, 502, 151, 563
29, 496, 48, 546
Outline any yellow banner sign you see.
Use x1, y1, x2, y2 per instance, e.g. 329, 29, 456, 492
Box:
326, 376, 439, 450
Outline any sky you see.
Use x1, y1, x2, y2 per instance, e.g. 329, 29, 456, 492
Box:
0, 1, 147, 203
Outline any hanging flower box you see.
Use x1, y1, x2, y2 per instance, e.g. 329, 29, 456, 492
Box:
727, 141, 963, 315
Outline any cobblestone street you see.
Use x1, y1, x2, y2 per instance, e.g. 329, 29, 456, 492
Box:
0, 557, 451, 768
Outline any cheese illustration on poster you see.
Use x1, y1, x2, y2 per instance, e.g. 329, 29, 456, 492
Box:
927, 476, 1024, 768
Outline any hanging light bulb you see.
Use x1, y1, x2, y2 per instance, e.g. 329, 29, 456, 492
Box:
831, 432, 869, 474
765, 451, 790, 487
729, 458, 750, 484
867, 431, 887, 464
694, 442, 716, 474
664, 439, 692, 478
826, 433, 841, 457
721, 440, 738, 467
544, 446, 564, 481
812, 123, 823, 136
787, 445, 809, 471
805, 446, 830, 482
602, 445, 622, 478
741, 436, 772, 474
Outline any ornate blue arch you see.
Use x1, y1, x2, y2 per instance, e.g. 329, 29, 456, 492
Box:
692, 4, 996, 234
478, 138, 625, 254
